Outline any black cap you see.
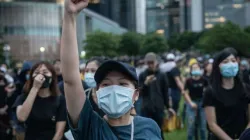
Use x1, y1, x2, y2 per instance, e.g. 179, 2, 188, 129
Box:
94, 60, 138, 85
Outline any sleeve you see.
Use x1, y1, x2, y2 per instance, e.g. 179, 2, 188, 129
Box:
67, 99, 105, 140
139, 72, 149, 97
202, 87, 216, 107
56, 96, 67, 122
171, 67, 180, 77
12, 94, 26, 110
160, 73, 170, 109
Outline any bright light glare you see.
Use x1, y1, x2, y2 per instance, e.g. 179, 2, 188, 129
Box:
40, 47, 45, 52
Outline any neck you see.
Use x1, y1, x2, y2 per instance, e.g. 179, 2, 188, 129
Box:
206, 72, 211, 76
38, 88, 51, 97
192, 76, 201, 80
222, 78, 234, 89
107, 112, 132, 126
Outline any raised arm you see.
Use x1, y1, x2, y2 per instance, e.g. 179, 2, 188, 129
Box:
60, 0, 89, 127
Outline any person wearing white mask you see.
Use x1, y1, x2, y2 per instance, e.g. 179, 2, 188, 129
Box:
60, 0, 162, 139
84, 57, 105, 117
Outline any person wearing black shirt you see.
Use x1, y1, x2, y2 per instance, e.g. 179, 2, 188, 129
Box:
140, 52, 175, 140
184, 63, 208, 140
240, 59, 250, 84
203, 48, 250, 140
0, 71, 12, 140
166, 53, 185, 112
13, 61, 66, 140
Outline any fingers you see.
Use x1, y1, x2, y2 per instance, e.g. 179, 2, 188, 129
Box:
35, 74, 45, 82
75, 1, 89, 12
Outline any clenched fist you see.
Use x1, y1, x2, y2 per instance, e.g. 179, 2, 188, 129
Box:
65, 0, 89, 14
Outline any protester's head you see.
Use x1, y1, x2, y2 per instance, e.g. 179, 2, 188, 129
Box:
53, 59, 61, 75
84, 57, 103, 88
166, 53, 175, 62
24, 61, 59, 96
211, 47, 240, 88
204, 59, 213, 76
145, 52, 158, 72
240, 59, 249, 71
94, 60, 139, 119
190, 63, 203, 78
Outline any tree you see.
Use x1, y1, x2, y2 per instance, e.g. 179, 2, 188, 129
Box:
244, 26, 250, 34
168, 32, 200, 51
83, 31, 120, 58
141, 33, 168, 54
119, 32, 143, 56
196, 22, 250, 57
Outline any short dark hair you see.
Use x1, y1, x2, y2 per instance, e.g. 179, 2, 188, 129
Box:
86, 57, 104, 68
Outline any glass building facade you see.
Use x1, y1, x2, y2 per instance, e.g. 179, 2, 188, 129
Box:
0, 2, 62, 60
146, 0, 180, 37
204, 0, 249, 29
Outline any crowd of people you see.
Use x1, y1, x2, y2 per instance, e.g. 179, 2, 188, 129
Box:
1, 0, 250, 140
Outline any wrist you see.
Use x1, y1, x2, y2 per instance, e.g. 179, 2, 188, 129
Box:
31, 87, 39, 93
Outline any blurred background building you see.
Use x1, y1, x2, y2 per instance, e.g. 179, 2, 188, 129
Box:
1, 0, 250, 60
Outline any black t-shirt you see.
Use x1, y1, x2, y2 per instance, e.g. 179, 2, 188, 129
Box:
167, 67, 180, 89
203, 87, 250, 139
13, 94, 67, 140
185, 77, 208, 100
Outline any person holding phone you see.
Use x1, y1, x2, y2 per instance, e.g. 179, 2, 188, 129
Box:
139, 52, 175, 140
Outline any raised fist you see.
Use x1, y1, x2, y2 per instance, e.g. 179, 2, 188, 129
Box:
65, 0, 89, 14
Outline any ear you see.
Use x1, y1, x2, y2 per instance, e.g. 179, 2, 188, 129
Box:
132, 89, 139, 104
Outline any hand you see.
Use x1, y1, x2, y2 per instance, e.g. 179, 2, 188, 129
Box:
190, 102, 198, 110
0, 105, 8, 115
65, 0, 89, 14
144, 75, 155, 85
33, 74, 45, 89
168, 108, 176, 118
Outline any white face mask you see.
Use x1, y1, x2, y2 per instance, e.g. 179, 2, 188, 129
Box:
96, 85, 134, 118
84, 73, 96, 88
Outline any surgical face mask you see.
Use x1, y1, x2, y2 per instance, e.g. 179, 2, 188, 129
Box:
191, 70, 202, 76
220, 62, 239, 78
41, 75, 52, 89
84, 73, 96, 88
96, 85, 134, 118
26, 74, 30, 80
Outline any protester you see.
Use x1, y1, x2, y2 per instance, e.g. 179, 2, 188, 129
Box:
13, 61, 66, 140
183, 63, 208, 140
139, 52, 175, 140
61, 1, 162, 139
135, 59, 147, 77
203, 59, 213, 82
84, 57, 105, 117
54, 59, 63, 83
165, 53, 185, 112
203, 48, 250, 140
0, 70, 13, 140
240, 59, 250, 84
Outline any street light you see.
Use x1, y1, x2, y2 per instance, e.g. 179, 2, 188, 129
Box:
40, 47, 45, 53
80, 51, 86, 58
40, 47, 45, 60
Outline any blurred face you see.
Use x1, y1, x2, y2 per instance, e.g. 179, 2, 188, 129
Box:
191, 63, 201, 71
219, 54, 237, 67
146, 60, 157, 71
54, 61, 61, 74
32, 64, 52, 78
99, 71, 139, 101
205, 63, 213, 73
85, 61, 99, 74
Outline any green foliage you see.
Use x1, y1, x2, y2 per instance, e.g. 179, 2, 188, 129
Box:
0, 43, 5, 64
119, 32, 143, 56
245, 26, 250, 34
84, 31, 120, 58
141, 33, 168, 54
168, 32, 200, 51
196, 22, 250, 57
